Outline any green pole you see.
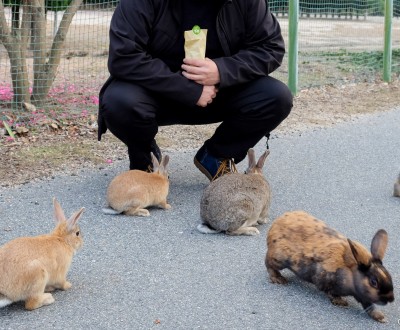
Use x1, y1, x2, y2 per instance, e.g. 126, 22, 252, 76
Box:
288, 0, 299, 94
383, 0, 393, 82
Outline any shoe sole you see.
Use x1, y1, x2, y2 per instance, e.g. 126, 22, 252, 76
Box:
193, 157, 213, 181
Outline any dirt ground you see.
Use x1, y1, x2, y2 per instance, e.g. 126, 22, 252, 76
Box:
1, 79, 399, 188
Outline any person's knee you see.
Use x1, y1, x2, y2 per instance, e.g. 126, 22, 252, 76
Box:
101, 81, 157, 124
102, 82, 136, 114
247, 77, 293, 121
271, 80, 293, 121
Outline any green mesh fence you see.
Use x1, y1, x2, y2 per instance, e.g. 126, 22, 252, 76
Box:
0, 1, 117, 126
0, 0, 399, 126
270, 0, 400, 88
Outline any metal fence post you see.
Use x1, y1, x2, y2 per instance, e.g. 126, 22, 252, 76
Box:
383, 0, 393, 82
288, 0, 299, 95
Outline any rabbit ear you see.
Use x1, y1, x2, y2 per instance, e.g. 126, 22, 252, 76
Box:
155, 154, 169, 176
370, 229, 388, 261
348, 239, 371, 268
151, 152, 161, 172
53, 197, 66, 224
256, 150, 270, 170
247, 148, 256, 169
161, 154, 169, 170
67, 207, 85, 231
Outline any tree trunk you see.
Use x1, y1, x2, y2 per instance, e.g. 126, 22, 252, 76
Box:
0, 1, 30, 108
30, 0, 48, 106
11, 4, 19, 30
31, 0, 84, 106
8, 52, 30, 107
0, 0, 83, 111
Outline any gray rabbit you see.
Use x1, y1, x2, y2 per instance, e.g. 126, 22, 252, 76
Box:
197, 149, 271, 236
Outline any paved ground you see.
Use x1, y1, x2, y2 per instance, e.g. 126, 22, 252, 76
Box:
0, 108, 399, 330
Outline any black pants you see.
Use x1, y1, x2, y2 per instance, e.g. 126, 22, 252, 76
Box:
98, 76, 293, 170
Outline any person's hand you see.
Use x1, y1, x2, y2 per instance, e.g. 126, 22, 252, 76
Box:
196, 85, 218, 107
182, 58, 220, 86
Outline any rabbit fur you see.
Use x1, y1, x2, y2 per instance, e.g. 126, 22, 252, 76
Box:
198, 148, 271, 236
0, 198, 84, 310
103, 152, 171, 217
265, 210, 394, 322
393, 172, 400, 197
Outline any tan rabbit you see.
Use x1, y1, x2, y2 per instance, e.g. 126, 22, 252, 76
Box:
393, 172, 400, 197
0, 198, 84, 311
197, 149, 271, 236
103, 152, 171, 217
266, 211, 394, 322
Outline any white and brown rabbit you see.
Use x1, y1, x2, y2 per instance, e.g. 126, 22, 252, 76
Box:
0, 198, 84, 310
265, 211, 394, 322
102, 152, 171, 217
197, 148, 271, 236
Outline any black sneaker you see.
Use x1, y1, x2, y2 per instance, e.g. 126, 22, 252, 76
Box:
151, 139, 162, 163
129, 139, 161, 171
146, 140, 162, 172
194, 145, 237, 181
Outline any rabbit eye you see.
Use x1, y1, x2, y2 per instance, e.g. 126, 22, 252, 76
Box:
370, 277, 378, 289
76, 231, 80, 236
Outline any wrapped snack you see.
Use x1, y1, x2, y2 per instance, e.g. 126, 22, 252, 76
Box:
184, 25, 207, 59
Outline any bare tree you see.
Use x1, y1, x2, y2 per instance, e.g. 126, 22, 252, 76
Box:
0, 0, 83, 110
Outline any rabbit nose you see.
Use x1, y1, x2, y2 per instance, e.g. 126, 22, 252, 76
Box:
382, 293, 395, 304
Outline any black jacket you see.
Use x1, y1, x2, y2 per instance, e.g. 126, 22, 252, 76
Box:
98, 0, 285, 139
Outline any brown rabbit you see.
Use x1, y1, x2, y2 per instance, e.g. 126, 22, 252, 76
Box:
103, 152, 171, 216
198, 149, 271, 236
265, 211, 394, 322
0, 198, 84, 310
393, 173, 400, 197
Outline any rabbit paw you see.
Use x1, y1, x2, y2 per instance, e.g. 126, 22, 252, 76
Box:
125, 208, 150, 217
368, 309, 386, 323
42, 293, 56, 306
329, 296, 348, 306
257, 217, 269, 225
61, 281, 72, 291
45, 285, 56, 292
160, 202, 171, 210
268, 271, 288, 285
228, 227, 260, 236
25, 293, 55, 310
245, 227, 260, 235
137, 209, 151, 216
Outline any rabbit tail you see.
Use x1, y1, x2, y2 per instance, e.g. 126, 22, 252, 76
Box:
197, 224, 221, 234
0, 294, 12, 308
102, 207, 123, 215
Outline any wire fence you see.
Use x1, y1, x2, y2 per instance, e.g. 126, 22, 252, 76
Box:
0, 1, 399, 124
270, 0, 400, 88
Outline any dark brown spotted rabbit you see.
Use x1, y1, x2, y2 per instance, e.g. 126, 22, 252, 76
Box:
265, 211, 394, 322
